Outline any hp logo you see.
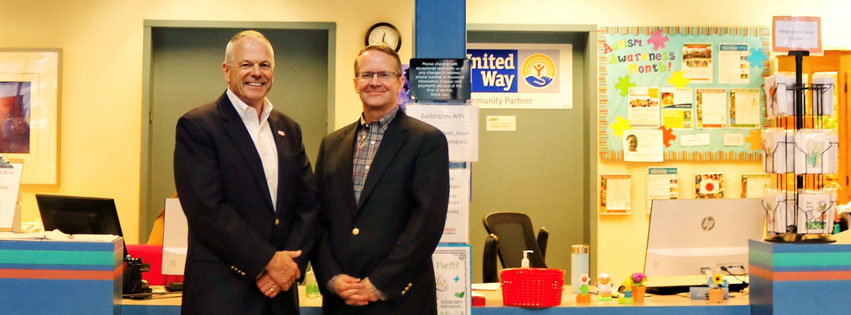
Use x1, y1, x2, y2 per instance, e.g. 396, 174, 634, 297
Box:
701, 216, 715, 231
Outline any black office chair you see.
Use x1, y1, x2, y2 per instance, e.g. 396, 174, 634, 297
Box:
482, 212, 549, 282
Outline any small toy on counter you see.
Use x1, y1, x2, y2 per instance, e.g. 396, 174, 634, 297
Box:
707, 273, 728, 303
631, 272, 647, 303
597, 273, 613, 301
575, 274, 591, 304
617, 277, 634, 304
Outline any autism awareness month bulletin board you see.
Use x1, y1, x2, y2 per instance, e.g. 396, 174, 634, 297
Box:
598, 26, 770, 161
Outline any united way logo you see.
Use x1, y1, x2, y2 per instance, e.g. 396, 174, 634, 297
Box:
521, 54, 556, 88
467, 49, 518, 93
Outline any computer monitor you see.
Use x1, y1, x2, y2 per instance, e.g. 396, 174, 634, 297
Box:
645, 198, 764, 289
161, 198, 188, 276
36, 194, 127, 256
37, 194, 123, 236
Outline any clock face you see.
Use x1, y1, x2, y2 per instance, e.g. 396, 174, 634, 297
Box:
366, 23, 401, 51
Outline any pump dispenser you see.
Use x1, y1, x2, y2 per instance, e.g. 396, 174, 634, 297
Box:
521, 250, 533, 268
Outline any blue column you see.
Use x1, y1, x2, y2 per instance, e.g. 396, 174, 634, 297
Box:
415, 0, 466, 59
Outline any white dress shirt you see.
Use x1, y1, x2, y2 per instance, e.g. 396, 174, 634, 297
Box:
226, 88, 279, 211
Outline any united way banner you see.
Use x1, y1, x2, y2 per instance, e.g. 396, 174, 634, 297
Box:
467, 43, 572, 109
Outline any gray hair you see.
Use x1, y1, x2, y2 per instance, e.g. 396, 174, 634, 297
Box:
224, 30, 274, 65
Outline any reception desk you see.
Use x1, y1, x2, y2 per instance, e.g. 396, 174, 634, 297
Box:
122, 285, 749, 315
470, 287, 748, 314
0, 238, 124, 315
121, 286, 321, 315
749, 239, 851, 315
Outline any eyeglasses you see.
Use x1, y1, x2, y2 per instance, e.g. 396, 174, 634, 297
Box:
356, 71, 399, 81
230, 61, 274, 71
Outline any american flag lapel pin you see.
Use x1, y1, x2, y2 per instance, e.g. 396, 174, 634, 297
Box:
277, 130, 286, 137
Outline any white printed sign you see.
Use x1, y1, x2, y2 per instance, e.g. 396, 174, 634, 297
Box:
0, 163, 23, 232
773, 16, 822, 53
486, 116, 516, 131
433, 245, 472, 315
440, 164, 470, 244
405, 104, 479, 161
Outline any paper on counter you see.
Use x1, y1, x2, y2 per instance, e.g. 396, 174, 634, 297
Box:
471, 283, 501, 291
0, 232, 44, 240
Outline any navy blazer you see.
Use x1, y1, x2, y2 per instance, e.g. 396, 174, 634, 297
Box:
312, 110, 449, 314
174, 92, 318, 314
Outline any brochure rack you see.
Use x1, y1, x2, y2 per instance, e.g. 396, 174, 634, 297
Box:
762, 51, 837, 242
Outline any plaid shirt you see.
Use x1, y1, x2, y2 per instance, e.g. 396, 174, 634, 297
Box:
353, 107, 399, 204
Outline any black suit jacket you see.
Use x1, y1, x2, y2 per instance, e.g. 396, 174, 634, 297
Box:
174, 92, 318, 314
312, 110, 449, 314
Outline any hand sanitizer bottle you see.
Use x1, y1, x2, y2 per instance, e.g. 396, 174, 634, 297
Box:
521, 250, 533, 268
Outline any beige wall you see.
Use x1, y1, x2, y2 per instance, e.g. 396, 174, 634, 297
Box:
468, 0, 851, 49
4, 0, 850, 277
2, 0, 414, 244
468, 0, 851, 282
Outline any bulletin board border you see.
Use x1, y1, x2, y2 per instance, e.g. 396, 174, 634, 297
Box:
597, 26, 770, 161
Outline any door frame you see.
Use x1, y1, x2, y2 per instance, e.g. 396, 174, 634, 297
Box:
139, 20, 336, 242
466, 23, 598, 277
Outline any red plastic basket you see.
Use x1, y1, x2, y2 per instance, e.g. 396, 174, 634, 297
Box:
500, 268, 564, 307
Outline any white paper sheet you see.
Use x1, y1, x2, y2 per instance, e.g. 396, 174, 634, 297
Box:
794, 129, 838, 174
730, 88, 760, 128
623, 129, 663, 162
646, 168, 678, 214
682, 43, 713, 82
680, 133, 711, 147
696, 88, 727, 128
605, 176, 631, 211
762, 128, 796, 174
724, 133, 744, 147
812, 75, 835, 116
406, 104, 479, 161
627, 87, 661, 127
440, 163, 470, 244
0, 163, 23, 231
718, 44, 750, 84
797, 191, 835, 234
741, 174, 770, 198
485, 115, 516, 131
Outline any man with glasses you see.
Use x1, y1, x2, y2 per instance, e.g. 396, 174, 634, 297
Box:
174, 30, 318, 314
312, 45, 449, 314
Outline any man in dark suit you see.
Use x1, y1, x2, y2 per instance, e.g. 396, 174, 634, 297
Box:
312, 45, 449, 314
174, 30, 317, 314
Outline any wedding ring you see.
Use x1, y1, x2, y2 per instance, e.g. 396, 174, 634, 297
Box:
269, 287, 275, 292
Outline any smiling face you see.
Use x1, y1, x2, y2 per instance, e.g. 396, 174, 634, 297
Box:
627, 135, 638, 151
354, 49, 404, 118
222, 36, 274, 109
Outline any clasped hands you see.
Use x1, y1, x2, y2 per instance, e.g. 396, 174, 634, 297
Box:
333, 274, 381, 306
256, 250, 302, 298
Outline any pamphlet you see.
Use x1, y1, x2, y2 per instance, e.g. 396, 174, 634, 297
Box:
646, 168, 678, 214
